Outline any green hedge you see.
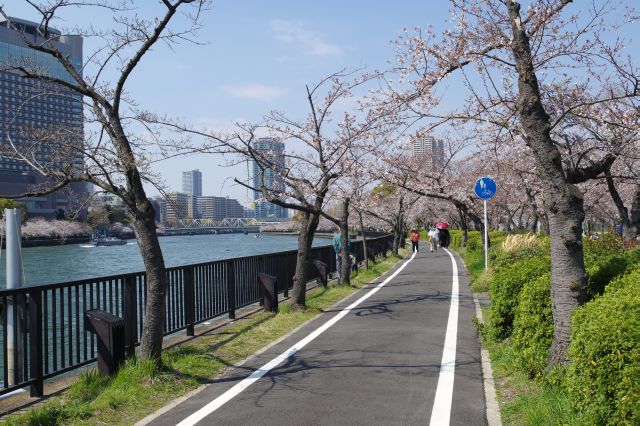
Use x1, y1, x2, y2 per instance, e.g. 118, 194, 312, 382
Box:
567, 267, 640, 425
586, 253, 632, 298
489, 255, 551, 340
492, 237, 550, 270
583, 234, 624, 262
449, 229, 462, 248
512, 273, 553, 378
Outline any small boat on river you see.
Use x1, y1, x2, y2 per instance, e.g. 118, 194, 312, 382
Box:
90, 232, 127, 246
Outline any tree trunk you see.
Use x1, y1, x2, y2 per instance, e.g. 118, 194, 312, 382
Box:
392, 224, 402, 256
604, 170, 634, 240
290, 211, 320, 307
507, 1, 588, 365
547, 191, 587, 364
132, 200, 167, 361
340, 198, 351, 286
630, 185, 640, 239
456, 206, 468, 247
358, 210, 369, 270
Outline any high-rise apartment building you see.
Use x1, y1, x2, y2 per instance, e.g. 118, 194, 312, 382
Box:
0, 17, 88, 218
161, 192, 190, 225
252, 137, 287, 219
160, 194, 246, 225
196, 196, 245, 221
411, 135, 445, 168
182, 169, 202, 197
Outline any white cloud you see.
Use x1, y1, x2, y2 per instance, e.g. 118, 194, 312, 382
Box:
222, 84, 284, 101
269, 19, 343, 57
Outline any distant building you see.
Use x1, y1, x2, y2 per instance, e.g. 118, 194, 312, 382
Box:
252, 137, 287, 219
411, 136, 445, 168
0, 17, 89, 218
162, 192, 190, 225
196, 196, 243, 221
160, 193, 246, 225
224, 197, 245, 219
182, 169, 202, 197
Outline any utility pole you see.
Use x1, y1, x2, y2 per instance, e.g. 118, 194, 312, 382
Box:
5, 208, 24, 385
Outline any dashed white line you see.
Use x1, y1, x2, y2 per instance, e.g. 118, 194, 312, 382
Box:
429, 248, 460, 426
176, 251, 417, 426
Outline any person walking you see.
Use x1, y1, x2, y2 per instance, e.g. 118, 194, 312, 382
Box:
410, 228, 420, 253
332, 226, 342, 284
428, 226, 439, 252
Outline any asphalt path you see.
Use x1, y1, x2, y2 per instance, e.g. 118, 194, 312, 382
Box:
146, 248, 486, 426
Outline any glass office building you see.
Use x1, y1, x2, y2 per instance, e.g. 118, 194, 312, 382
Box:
252, 137, 287, 219
182, 169, 202, 197
0, 17, 87, 218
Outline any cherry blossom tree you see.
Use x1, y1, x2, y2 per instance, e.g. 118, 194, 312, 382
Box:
378, 0, 639, 364
0, 0, 210, 361
168, 71, 390, 306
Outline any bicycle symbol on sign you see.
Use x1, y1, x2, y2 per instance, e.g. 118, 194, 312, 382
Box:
474, 177, 497, 200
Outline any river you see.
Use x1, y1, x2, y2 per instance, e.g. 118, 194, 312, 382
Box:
0, 233, 330, 288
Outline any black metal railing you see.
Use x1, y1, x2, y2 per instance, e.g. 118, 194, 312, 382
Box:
0, 234, 393, 397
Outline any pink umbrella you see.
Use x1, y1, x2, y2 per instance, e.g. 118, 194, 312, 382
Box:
436, 221, 449, 229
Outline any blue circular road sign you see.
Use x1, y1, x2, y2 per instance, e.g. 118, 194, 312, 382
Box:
474, 177, 497, 200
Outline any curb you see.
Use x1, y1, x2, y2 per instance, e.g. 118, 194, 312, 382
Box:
472, 294, 502, 426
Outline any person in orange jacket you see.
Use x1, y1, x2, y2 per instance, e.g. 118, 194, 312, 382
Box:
410, 228, 420, 253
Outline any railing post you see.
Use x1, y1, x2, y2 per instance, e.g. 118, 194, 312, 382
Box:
226, 261, 236, 320
28, 290, 43, 397
312, 260, 328, 288
184, 267, 195, 336
123, 276, 137, 357
257, 273, 278, 313
283, 254, 289, 298
258, 257, 265, 307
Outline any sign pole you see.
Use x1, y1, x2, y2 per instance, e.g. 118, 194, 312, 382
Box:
474, 177, 496, 272
483, 199, 488, 271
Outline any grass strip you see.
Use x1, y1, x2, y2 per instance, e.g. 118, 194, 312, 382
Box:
478, 330, 585, 426
3, 250, 407, 426
452, 246, 490, 292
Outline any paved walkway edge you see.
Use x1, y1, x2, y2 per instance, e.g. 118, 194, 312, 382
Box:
136, 255, 407, 426
472, 294, 502, 426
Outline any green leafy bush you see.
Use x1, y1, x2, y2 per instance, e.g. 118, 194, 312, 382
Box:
492, 236, 550, 270
512, 273, 553, 378
567, 267, 640, 425
585, 252, 631, 299
489, 255, 551, 340
465, 231, 483, 252
583, 234, 623, 263
449, 229, 462, 248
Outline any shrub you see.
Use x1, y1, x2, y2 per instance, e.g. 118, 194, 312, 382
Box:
502, 233, 538, 252
567, 267, 640, 425
585, 252, 631, 299
489, 255, 551, 340
465, 232, 483, 252
583, 234, 623, 263
512, 273, 553, 378
492, 237, 550, 269
449, 229, 462, 248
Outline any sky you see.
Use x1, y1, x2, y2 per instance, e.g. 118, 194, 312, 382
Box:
9, 0, 452, 205
5, 1, 638, 206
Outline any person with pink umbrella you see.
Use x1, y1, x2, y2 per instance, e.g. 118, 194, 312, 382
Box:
436, 220, 451, 248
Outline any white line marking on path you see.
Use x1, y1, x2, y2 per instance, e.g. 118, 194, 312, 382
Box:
177, 251, 417, 426
429, 248, 460, 426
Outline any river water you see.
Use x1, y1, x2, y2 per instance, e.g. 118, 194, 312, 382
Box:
0, 233, 330, 288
